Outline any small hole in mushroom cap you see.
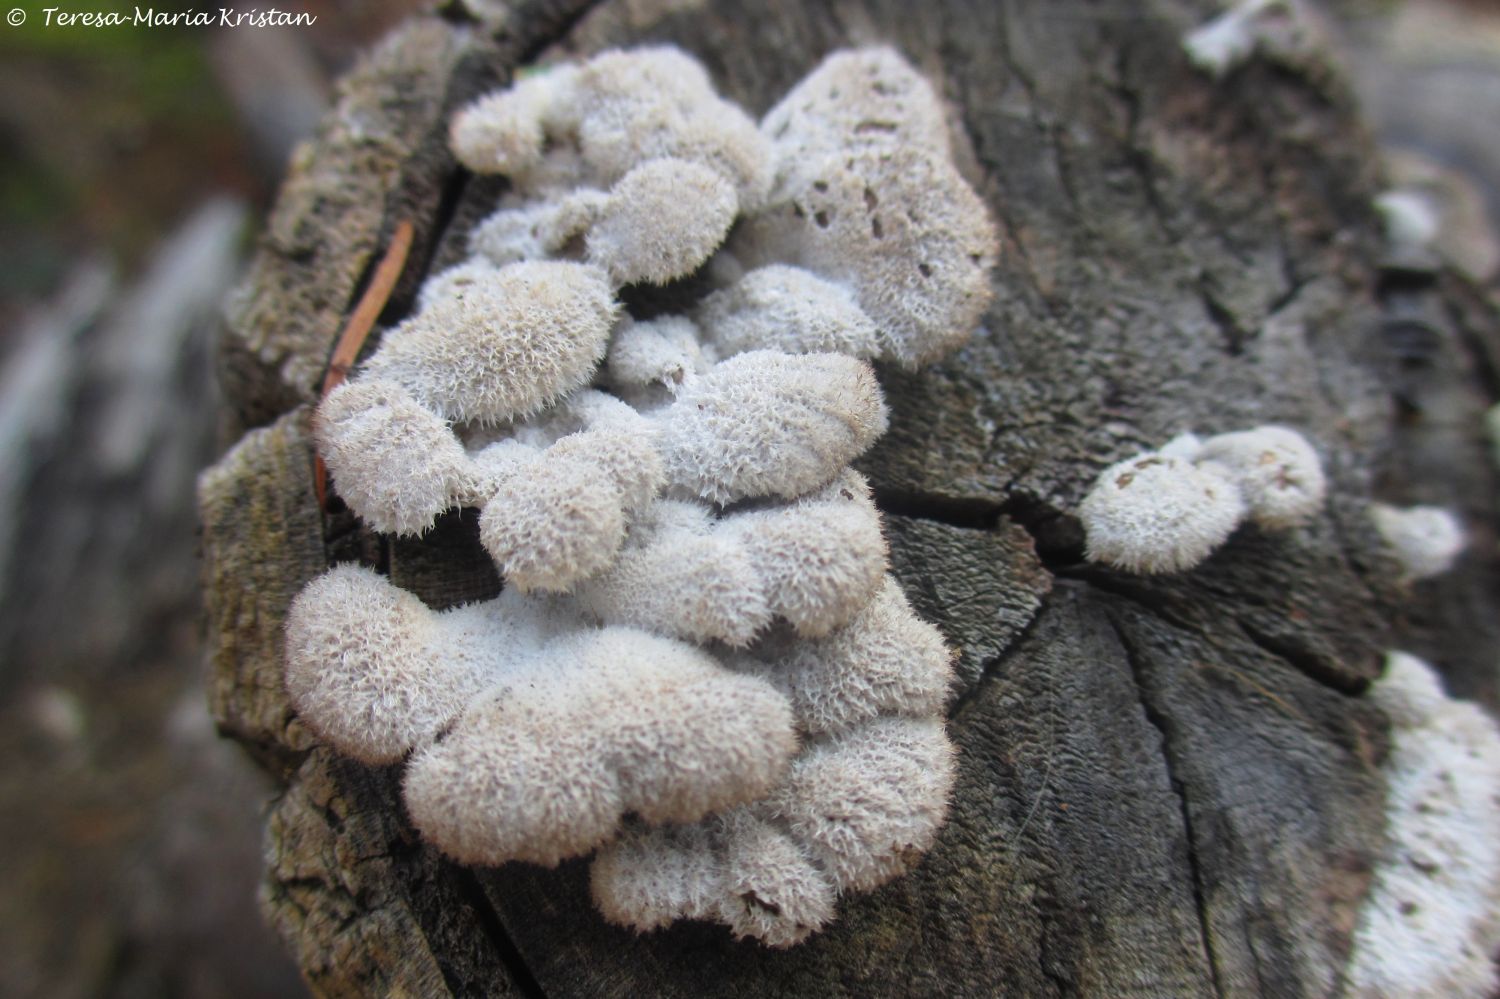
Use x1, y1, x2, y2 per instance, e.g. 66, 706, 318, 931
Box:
815, 211, 832, 228
813, 180, 829, 193
871, 217, 883, 239
918, 262, 933, 277
863, 186, 879, 210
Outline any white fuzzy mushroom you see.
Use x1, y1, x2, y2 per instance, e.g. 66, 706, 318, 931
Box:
1369, 504, 1467, 580
450, 47, 773, 206
592, 810, 836, 949
285, 566, 798, 867
711, 809, 838, 947
733, 574, 954, 736
361, 259, 616, 424
476, 395, 667, 592
574, 498, 771, 646
605, 315, 715, 391
716, 471, 889, 637
735, 47, 998, 366
585, 158, 739, 286
1346, 651, 1500, 998
657, 350, 889, 504
589, 509, 956, 947
1080, 453, 1248, 573
466, 192, 607, 268
570, 47, 773, 205
588, 821, 727, 932
321, 342, 891, 588
284, 564, 502, 763
449, 67, 577, 181
403, 625, 797, 867
591, 715, 956, 947
478, 447, 629, 593
470, 366, 891, 596
1080, 425, 1327, 573
694, 264, 883, 359
769, 716, 956, 894
760, 46, 951, 164
738, 145, 998, 367
575, 470, 887, 646
470, 158, 738, 287
316, 379, 482, 536
1196, 425, 1326, 529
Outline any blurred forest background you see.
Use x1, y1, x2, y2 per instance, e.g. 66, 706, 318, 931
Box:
0, 0, 1497, 995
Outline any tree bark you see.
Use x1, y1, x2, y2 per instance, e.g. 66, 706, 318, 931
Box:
199, 0, 1500, 995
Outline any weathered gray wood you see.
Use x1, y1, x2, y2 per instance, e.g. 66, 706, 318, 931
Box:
200, 0, 1500, 995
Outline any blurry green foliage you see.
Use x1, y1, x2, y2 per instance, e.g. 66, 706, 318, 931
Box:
0, 2, 252, 305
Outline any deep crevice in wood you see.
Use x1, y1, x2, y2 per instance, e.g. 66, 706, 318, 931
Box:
452, 865, 551, 999
870, 486, 1002, 530
946, 603, 1047, 724
870, 486, 1087, 572
1051, 567, 1201, 636
513, 0, 612, 67
1236, 615, 1367, 697
396, 167, 474, 321
1108, 611, 1227, 999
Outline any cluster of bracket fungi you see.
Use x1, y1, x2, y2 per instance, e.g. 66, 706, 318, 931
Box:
285, 45, 998, 946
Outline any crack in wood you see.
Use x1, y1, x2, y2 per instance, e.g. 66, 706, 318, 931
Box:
453, 868, 551, 999
947, 604, 1047, 723
1235, 615, 1366, 697
1107, 611, 1228, 999
872, 486, 1004, 530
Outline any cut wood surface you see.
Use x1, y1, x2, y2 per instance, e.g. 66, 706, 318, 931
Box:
199, 0, 1500, 995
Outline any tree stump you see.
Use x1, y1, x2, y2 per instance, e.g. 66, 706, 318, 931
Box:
198, 1, 1500, 994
